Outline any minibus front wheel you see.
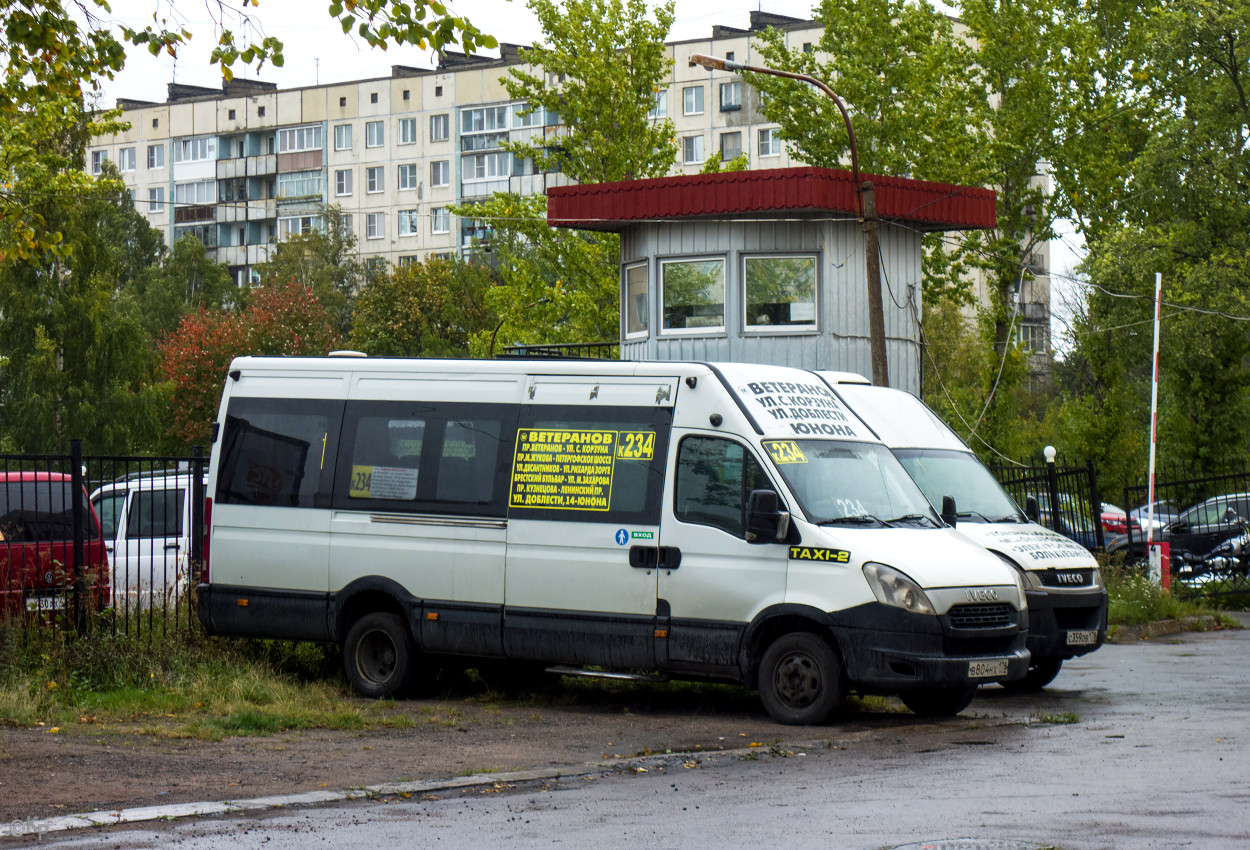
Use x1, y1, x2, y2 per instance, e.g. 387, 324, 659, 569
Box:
757, 632, 846, 725
343, 612, 417, 698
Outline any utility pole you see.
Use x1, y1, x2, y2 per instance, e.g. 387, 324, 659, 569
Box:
689, 53, 889, 387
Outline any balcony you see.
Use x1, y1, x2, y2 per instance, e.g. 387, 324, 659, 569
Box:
216, 154, 278, 179
214, 243, 275, 267
173, 204, 216, 225
217, 200, 277, 223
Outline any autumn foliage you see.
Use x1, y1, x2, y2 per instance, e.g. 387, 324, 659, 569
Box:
159, 281, 339, 446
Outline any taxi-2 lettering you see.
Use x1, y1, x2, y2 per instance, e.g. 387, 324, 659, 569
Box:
788, 546, 851, 563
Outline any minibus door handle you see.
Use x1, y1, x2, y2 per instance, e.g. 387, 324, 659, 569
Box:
629, 546, 658, 569
658, 547, 681, 570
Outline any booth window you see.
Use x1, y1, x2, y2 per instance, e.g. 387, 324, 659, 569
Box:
744, 255, 817, 329
661, 258, 725, 333
624, 263, 649, 338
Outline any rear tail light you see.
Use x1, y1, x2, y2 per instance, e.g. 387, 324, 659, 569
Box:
202, 497, 212, 582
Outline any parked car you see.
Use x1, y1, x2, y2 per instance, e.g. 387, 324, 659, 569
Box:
90, 469, 204, 608
1029, 491, 1101, 550
1107, 493, 1250, 563
1099, 503, 1138, 536
1, 471, 109, 616
1128, 500, 1178, 533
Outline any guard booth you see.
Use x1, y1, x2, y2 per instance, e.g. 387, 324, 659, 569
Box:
547, 167, 996, 394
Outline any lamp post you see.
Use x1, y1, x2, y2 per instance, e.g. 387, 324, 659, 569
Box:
689, 53, 889, 387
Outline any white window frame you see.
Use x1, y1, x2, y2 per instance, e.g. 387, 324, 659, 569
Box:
277, 170, 323, 199
462, 151, 511, 181
430, 159, 450, 188
398, 209, 421, 236
147, 187, 165, 213
335, 168, 353, 196
682, 134, 705, 165
759, 127, 782, 157
366, 212, 385, 240
623, 262, 649, 340
742, 254, 819, 333
682, 85, 704, 116
431, 207, 450, 234
512, 101, 543, 128
365, 120, 384, 149
90, 150, 107, 175
146, 144, 164, 169
397, 117, 417, 145
430, 113, 450, 142
365, 166, 384, 194
118, 147, 136, 172
397, 163, 418, 191
720, 80, 742, 111
720, 131, 742, 161
172, 137, 215, 163
278, 125, 322, 153
333, 124, 353, 151
659, 256, 726, 336
173, 179, 216, 205
647, 89, 667, 120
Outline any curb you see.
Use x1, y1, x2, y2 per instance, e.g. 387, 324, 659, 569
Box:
1106, 615, 1226, 643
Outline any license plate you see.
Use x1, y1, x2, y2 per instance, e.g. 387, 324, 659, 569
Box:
1066, 630, 1098, 646
25, 597, 65, 612
968, 659, 1009, 678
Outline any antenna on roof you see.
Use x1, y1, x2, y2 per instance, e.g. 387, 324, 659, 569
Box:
316, 58, 320, 85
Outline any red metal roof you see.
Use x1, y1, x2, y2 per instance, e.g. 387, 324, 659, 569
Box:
547, 167, 996, 232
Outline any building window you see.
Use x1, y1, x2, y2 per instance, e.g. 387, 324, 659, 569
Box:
90, 150, 107, 175
366, 213, 385, 239
682, 135, 705, 165
431, 207, 450, 234
173, 137, 215, 163
398, 163, 418, 190
366, 166, 383, 193
462, 151, 511, 180
279, 215, 321, 239
278, 125, 322, 153
661, 257, 725, 332
430, 113, 449, 142
365, 120, 384, 148
624, 263, 648, 338
147, 187, 165, 213
152, 118, 159, 128
277, 170, 323, 199
461, 105, 508, 134
398, 209, 421, 236
743, 256, 818, 330
228, 108, 236, 120
339, 96, 347, 107
512, 101, 543, 128
397, 117, 417, 145
173, 179, 215, 205
118, 147, 136, 172
647, 89, 667, 120
682, 85, 704, 115
430, 159, 450, 187
370, 92, 379, 104
334, 124, 353, 151
335, 169, 353, 196
720, 80, 742, 111
147, 144, 164, 169
398, 255, 419, 266
403, 89, 410, 101
258, 106, 266, 117
803, 42, 813, 53
759, 127, 781, 157
1018, 323, 1047, 352
435, 85, 443, 97
720, 132, 742, 161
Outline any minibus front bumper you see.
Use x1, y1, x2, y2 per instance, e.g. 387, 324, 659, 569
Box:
1023, 586, 1109, 660
830, 601, 1030, 690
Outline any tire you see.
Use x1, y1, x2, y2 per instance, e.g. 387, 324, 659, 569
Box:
898, 684, 978, 717
342, 612, 417, 698
757, 632, 845, 726
999, 657, 1063, 692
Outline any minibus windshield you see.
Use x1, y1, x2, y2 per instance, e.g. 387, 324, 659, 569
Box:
892, 448, 1024, 523
762, 440, 939, 528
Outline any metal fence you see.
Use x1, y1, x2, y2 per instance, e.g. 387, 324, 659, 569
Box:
1123, 466, 1250, 597
1, 442, 205, 638
499, 341, 620, 359
991, 458, 1106, 551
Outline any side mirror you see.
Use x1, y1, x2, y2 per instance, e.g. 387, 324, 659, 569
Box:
941, 495, 957, 528
746, 489, 790, 543
1025, 496, 1040, 523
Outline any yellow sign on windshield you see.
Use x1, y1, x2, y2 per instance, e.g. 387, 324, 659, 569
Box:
764, 440, 808, 464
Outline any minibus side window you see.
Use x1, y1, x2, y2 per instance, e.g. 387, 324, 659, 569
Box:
675, 436, 773, 538
216, 398, 343, 508
334, 401, 514, 517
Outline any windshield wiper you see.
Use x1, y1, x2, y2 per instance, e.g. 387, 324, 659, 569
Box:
888, 513, 938, 527
991, 514, 1025, 523
817, 514, 884, 527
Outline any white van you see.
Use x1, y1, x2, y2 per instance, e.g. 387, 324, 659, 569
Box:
819, 374, 1108, 690
198, 357, 1031, 725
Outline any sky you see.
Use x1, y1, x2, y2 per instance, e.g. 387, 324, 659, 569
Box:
96, 0, 1085, 347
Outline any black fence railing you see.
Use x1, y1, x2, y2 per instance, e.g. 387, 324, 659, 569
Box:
499, 341, 619, 359
1123, 466, 1250, 597
991, 458, 1106, 552
1, 446, 205, 638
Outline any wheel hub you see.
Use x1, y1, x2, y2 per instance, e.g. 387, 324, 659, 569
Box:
774, 652, 821, 708
357, 629, 397, 685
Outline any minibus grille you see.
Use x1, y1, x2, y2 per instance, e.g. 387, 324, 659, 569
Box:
947, 603, 1015, 629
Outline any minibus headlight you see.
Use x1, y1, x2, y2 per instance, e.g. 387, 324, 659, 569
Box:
862, 563, 935, 615
1090, 567, 1102, 589
1012, 567, 1029, 609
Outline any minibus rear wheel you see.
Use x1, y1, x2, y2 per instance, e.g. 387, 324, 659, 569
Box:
898, 684, 977, 717
343, 612, 416, 698
758, 632, 845, 725
998, 657, 1062, 692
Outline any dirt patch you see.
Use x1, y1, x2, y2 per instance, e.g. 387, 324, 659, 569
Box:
0, 681, 910, 822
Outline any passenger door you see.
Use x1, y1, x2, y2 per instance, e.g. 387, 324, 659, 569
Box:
503, 376, 676, 668
112, 483, 186, 605
657, 433, 790, 676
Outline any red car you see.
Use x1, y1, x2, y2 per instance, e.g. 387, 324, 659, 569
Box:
0, 472, 110, 618
1100, 503, 1139, 536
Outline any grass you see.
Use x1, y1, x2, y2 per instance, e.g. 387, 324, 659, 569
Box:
1099, 554, 1241, 628
1035, 711, 1080, 724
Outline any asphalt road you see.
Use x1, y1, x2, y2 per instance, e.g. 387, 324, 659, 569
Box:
29, 617, 1250, 850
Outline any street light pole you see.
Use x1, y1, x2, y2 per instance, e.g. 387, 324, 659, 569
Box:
689, 53, 889, 387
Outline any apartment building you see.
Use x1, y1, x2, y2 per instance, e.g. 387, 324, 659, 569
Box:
90, 10, 1051, 374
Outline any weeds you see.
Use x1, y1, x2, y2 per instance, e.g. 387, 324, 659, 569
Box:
1099, 555, 1233, 626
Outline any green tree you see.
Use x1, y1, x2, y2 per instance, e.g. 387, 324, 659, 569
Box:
351, 258, 497, 357
129, 235, 236, 339
255, 206, 374, 335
